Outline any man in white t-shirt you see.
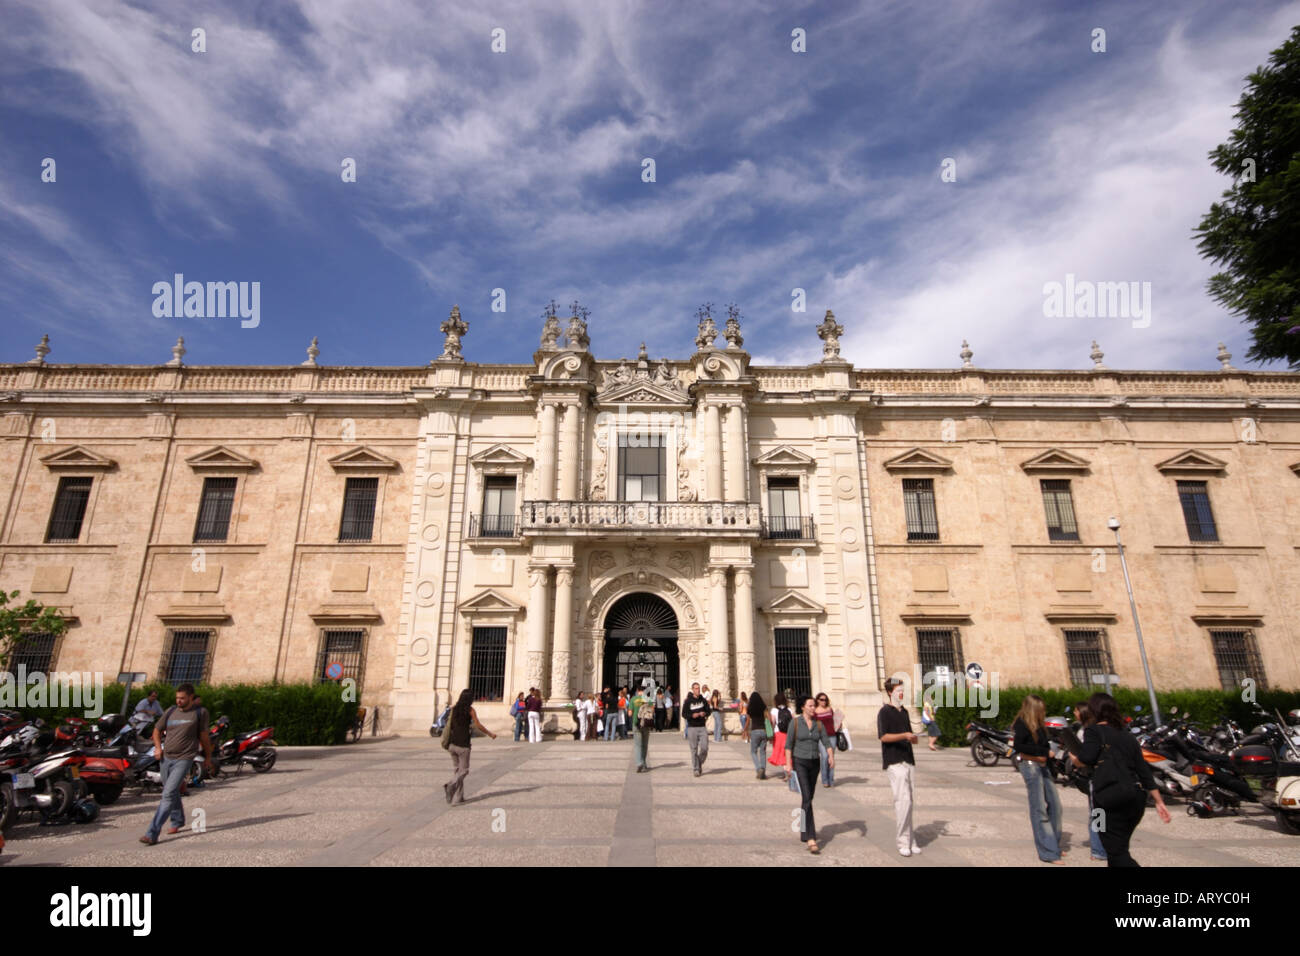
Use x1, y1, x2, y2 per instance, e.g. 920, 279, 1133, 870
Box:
575, 692, 589, 740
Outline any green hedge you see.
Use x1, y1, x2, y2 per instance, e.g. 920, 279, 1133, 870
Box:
11, 681, 358, 746
926, 685, 1300, 746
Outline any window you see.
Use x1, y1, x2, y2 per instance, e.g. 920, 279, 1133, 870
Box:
5, 631, 57, 676
618, 432, 665, 501
1210, 629, 1265, 692
479, 477, 517, 537
161, 629, 212, 684
917, 627, 962, 684
317, 628, 365, 686
193, 477, 237, 542
773, 627, 812, 700
1063, 628, 1111, 688
1177, 480, 1218, 542
339, 477, 379, 542
766, 477, 803, 538
1040, 479, 1080, 542
45, 476, 92, 542
468, 627, 507, 701
903, 478, 939, 542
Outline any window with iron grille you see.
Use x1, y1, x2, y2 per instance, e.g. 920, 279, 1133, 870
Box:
1041, 479, 1080, 542
317, 628, 365, 687
339, 477, 378, 542
193, 477, 237, 542
618, 432, 665, 502
4, 631, 57, 677
1177, 480, 1218, 542
903, 478, 939, 541
1209, 629, 1265, 692
161, 629, 213, 684
468, 627, 507, 702
917, 627, 963, 683
773, 628, 812, 700
45, 476, 92, 542
480, 476, 517, 537
1063, 628, 1111, 688
766, 478, 803, 538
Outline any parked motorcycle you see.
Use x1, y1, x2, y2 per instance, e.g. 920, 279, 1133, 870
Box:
1230, 707, 1300, 835
966, 720, 1014, 766
211, 718, 277, 774
0, 728, 94, 826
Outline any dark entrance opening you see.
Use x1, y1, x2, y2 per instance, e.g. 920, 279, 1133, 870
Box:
603, 593, 679, 693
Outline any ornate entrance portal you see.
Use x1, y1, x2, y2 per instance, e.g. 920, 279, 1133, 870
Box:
603, 593, 679, 692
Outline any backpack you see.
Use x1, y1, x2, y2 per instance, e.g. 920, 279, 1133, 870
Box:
776, 706, 792, 733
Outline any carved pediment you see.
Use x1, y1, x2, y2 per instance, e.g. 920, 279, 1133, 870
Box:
753, 445, 816, 468
185, 445, 259, 471
761, 590, 826, 616
328, 445, 400, 471
1020, 448, 1091, 474
882, 447, 953, 473
458, 589, 524, 616
1155, 449, 1227, 475
39, 445, 117, 471
469, 443, 533, 468
597, 379, 690, 406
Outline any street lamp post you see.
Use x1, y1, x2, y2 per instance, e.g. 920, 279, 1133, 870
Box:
1109, 517, 1161, 725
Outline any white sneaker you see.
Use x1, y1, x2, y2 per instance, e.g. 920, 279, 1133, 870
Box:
898, 847, 912, 857
910, 844, 922, 855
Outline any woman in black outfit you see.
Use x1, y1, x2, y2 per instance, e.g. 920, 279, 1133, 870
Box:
1073, 693, 1170, 866
443, 689, 497, 805
785, 694, 835, 854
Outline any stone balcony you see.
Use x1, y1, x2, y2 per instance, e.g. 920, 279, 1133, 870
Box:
503, 500, 763, 538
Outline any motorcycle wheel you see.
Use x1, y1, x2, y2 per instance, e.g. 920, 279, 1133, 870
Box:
971, 739, 1000, 766
0, 783, 14, 831
1276, 811, 1300, 836
90, 785, 123, 806
50, 780, 76, 819
251, 750, 276, 773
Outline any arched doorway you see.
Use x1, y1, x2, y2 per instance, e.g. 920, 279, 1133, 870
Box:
603, 593, 679, 693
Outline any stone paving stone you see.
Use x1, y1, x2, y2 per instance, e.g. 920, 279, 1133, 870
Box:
370, 845, 613, 866
411, 808, 618, 840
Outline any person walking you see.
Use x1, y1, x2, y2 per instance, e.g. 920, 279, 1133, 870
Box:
786, 694, 835, 854
654, 687, 667, 732
443, 689, 498, 805
526, 687, 543, 743
682, 682, 712, 776
631, 682, 655, 772
140, 683, 214, 845
768, 692, 792, 781
747, 692, 769, 779
1074, 692, 1171, 866
813, 692, 837, 788
709, 689, 725, 742
921, 700, 941, 751
1012, 694, 1065, 864
510, 692, 527, 742
1073, 700, 1107, 862
878, 678, 921, 857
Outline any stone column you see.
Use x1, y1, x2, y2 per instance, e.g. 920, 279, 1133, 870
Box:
704, 403, 723, 500
733, 566, 756, 693
724, 404, 746, 501
558, 402, 580, 500
525, 564, 551, 695
550, 566, 575, 701
708, 565, 730, 695
537, 402, 557, 499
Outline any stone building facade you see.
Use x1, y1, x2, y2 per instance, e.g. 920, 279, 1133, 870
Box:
2, 311, 1298, 734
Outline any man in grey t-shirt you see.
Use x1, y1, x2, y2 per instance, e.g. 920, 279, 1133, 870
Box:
140, 683, 215, 845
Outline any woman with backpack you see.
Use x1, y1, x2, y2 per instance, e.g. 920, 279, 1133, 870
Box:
442, 689, 497, 805
631, 681, 656, 772
1074, 692, 1171, 866
767, 693, 792, 781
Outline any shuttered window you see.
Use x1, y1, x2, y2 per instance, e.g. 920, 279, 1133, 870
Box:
1177, 481, 1218, 542
46, 476, 92, 542
1041, 480, 1080, 542
618, 432, 665, 502
194, 477, 237, 542
903, 479, 939, 541
339, 477, 378, 542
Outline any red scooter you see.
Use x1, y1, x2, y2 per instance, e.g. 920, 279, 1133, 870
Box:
210, 717, 277, 775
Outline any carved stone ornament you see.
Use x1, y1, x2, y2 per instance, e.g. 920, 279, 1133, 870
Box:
540, 300, 561, 351
589, 551, 615, 579
563, 302, 590, 351
694, 303, 718, 351
438, 305, 468, 361
816, 310, 844, 360
724, 304, 743, 350
667, 550, 695, 579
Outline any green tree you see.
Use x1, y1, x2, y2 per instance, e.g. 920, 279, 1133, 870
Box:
0, 589, 68, 672
1195, 25, 1300, 368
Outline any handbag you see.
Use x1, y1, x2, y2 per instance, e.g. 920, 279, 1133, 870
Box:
835, 730, 849, 752
1090, 729, 1142, 809
440, 715, 455, 750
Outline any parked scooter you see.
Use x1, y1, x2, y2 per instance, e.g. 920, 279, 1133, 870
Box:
1230, 707, 1300, 834
0, 728, 96, 826
210, 718, 277, 774
966, 720, 1014, 766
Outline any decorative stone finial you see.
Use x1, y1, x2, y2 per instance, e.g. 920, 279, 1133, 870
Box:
29, 334, 50, 365
302, 336, 319, 367
438, 305, 469, 361
563, 301, 590, 351
724, 303, 744, 350
816, 310, 844, 360
1216, 342, 1234, 371
637, 342, 649, 366
540, 300, 561, 351
167, 336, 186, 367
694, 303, 718, 351
959, 340, 973, 369
1089, 340, 1106, 370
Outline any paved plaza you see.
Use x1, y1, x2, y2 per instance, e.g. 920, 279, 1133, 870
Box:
4, 735, 1298, 867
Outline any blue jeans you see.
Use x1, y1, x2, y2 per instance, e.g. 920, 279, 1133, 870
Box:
513, 712, 526, 741
749, 730, 768, 772
818, 740, 835, 786
712, 711, 723, 741
146, 756, 193, 840
1018, 760, 1063, 861
633, 725, 650, 769
604, 713, 618, 741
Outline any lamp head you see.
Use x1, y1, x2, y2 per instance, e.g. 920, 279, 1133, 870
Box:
1107, 517, 1120, 531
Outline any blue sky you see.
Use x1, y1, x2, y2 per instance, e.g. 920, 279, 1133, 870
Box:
2, 0, 1297, 370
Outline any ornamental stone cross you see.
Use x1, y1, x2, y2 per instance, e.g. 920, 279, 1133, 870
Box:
816, 310, 844, 359
724, 303, 744, 350
438, 305, 468, 361
694, 303, 718, 351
